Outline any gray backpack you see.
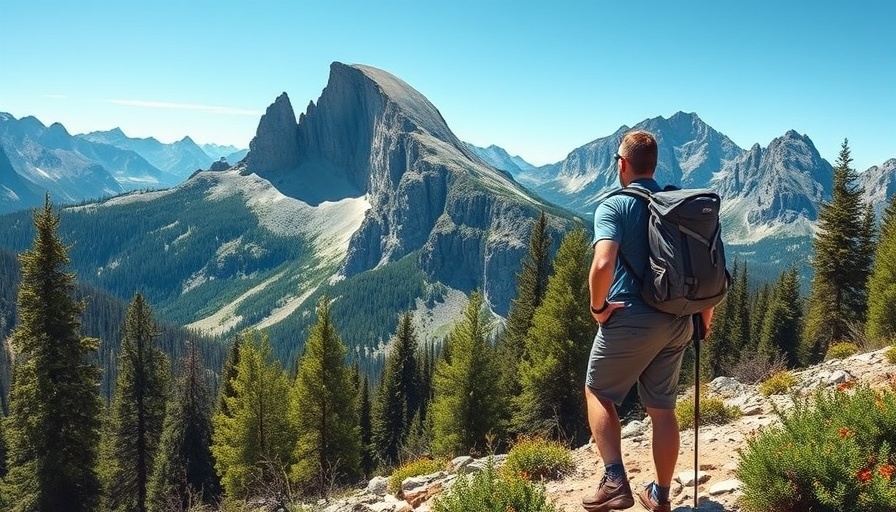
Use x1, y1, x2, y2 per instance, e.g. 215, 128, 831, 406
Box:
611, 185, 729, 317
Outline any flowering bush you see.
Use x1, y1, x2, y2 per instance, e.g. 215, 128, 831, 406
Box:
886, 344, 896, 365
737, 385, 896, 511
432, 457, 558, 512
503, 436, 575, 481
758, 370, 796, 396
826, 341, 859, 360
675, 394, 741, 430
388, 458, 448, 495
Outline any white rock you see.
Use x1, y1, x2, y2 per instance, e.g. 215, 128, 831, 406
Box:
854, 351, 880, 363
622, 420, 647, 439
451, 455, 473, 471
827, 369, 852, 385
709, 479, 742, 495
708, 376, 746, 398
676, 470, 711, 487
401, 471, 444, 491
366, 476, 389, 495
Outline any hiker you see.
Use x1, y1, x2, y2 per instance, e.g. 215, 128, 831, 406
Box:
582, 130, 715, 512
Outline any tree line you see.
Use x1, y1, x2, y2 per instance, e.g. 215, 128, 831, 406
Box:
2, 140, 895, 510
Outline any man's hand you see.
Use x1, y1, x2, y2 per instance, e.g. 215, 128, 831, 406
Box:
700, 307, 714, 339
593, 301, 626, 324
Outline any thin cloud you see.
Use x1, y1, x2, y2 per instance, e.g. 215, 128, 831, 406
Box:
108, 99, 261, 116
42, 94, 68, 99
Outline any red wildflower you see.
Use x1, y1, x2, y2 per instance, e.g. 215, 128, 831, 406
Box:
838, 427, 852, 438
880, 465, 895, 480
857, 468, 873, 483
837, 381, 855, 392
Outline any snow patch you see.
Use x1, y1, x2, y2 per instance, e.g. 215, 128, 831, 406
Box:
253, 287, 319, 331
205, 169, 369, 260
172, 226, 194, 245
185, 271, 287, 336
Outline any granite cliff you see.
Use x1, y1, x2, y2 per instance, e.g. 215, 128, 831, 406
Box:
239, 62, 578, 315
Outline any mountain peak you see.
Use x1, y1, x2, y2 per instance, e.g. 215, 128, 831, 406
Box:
669, 111, 702, 124
246, 91, 299, 173
48, 122, 71, 136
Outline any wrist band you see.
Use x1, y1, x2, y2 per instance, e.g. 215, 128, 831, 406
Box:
590, 301, 609, 315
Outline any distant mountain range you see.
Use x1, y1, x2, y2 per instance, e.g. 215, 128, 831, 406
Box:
464, 143, 537, 176
469, 112, 892, 245
0, 113, 248, 213
1, 62, 894, 361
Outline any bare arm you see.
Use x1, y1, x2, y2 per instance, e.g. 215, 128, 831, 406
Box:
589, 239, 625, 323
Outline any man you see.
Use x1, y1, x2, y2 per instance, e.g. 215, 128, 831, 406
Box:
581, 130, 713, 512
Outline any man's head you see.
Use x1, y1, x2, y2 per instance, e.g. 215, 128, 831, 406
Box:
615, 130, 658, 186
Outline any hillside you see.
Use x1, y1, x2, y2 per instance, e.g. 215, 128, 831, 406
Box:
319, 347, 896, 512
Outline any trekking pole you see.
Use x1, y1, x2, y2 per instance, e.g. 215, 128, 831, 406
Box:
692, 314, 704, 510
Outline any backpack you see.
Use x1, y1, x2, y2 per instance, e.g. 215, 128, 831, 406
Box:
610, 184, 729, 317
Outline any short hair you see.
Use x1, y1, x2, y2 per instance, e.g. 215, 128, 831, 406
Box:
619, 130, 658, 175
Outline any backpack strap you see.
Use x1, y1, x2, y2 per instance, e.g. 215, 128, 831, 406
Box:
605, 185, 654, 285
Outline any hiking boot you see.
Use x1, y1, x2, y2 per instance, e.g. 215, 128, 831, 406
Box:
582, 474, 634, 511
637, 483, 672, 512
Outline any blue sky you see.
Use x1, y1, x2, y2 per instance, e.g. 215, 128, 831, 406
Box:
1, 0, 893, 171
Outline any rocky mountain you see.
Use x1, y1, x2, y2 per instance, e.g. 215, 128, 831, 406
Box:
0, 62, 579, 363
712, 130, 833, 242
527, 112, 744, 218
200, 142, 248, 163
244, 63, 578, 316
79, 128, 214, 181
860, 158, 896, 217
0, 113, 164, 202
0, 144, 43, 214
464, 142, 536, 176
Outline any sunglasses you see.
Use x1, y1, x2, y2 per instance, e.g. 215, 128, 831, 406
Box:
613, 153, 624, 161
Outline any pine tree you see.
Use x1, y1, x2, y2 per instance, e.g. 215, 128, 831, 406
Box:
856, 202, 877, 322
430, 291, 502, 457
211, 330, 294, 499
803, 140, 871, 361
358, 372, 374, 477
103, 293, 171, 512
290, 297, 361, 495
215, 335, 242, 417
749, 283, 771, 352
731, 262, 750, 364
759, 267, 803, 367
148, 341, 220, 511
512, 227, 593, 445
371, 312, 420, 467
3, 197, 102, 511
707, 259, 741, 378
866, 195, 896, 341
496, 212, 552, 408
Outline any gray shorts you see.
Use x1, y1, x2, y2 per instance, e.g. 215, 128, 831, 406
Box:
585, 302, 692, 409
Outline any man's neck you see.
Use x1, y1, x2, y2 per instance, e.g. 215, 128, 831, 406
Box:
623, 174, 655, 187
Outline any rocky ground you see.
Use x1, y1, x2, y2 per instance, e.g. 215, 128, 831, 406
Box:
313, 348, 895, 512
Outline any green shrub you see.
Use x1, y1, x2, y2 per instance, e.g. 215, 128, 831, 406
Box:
826, 341, 859, 360
759, 370, 796, 396
885, 345, 896, 365
388, 458, 447, 495
737, 386, 896, 512
676, 395, 742, 430
432, 457, 558, 512
503, 437, 575, 481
